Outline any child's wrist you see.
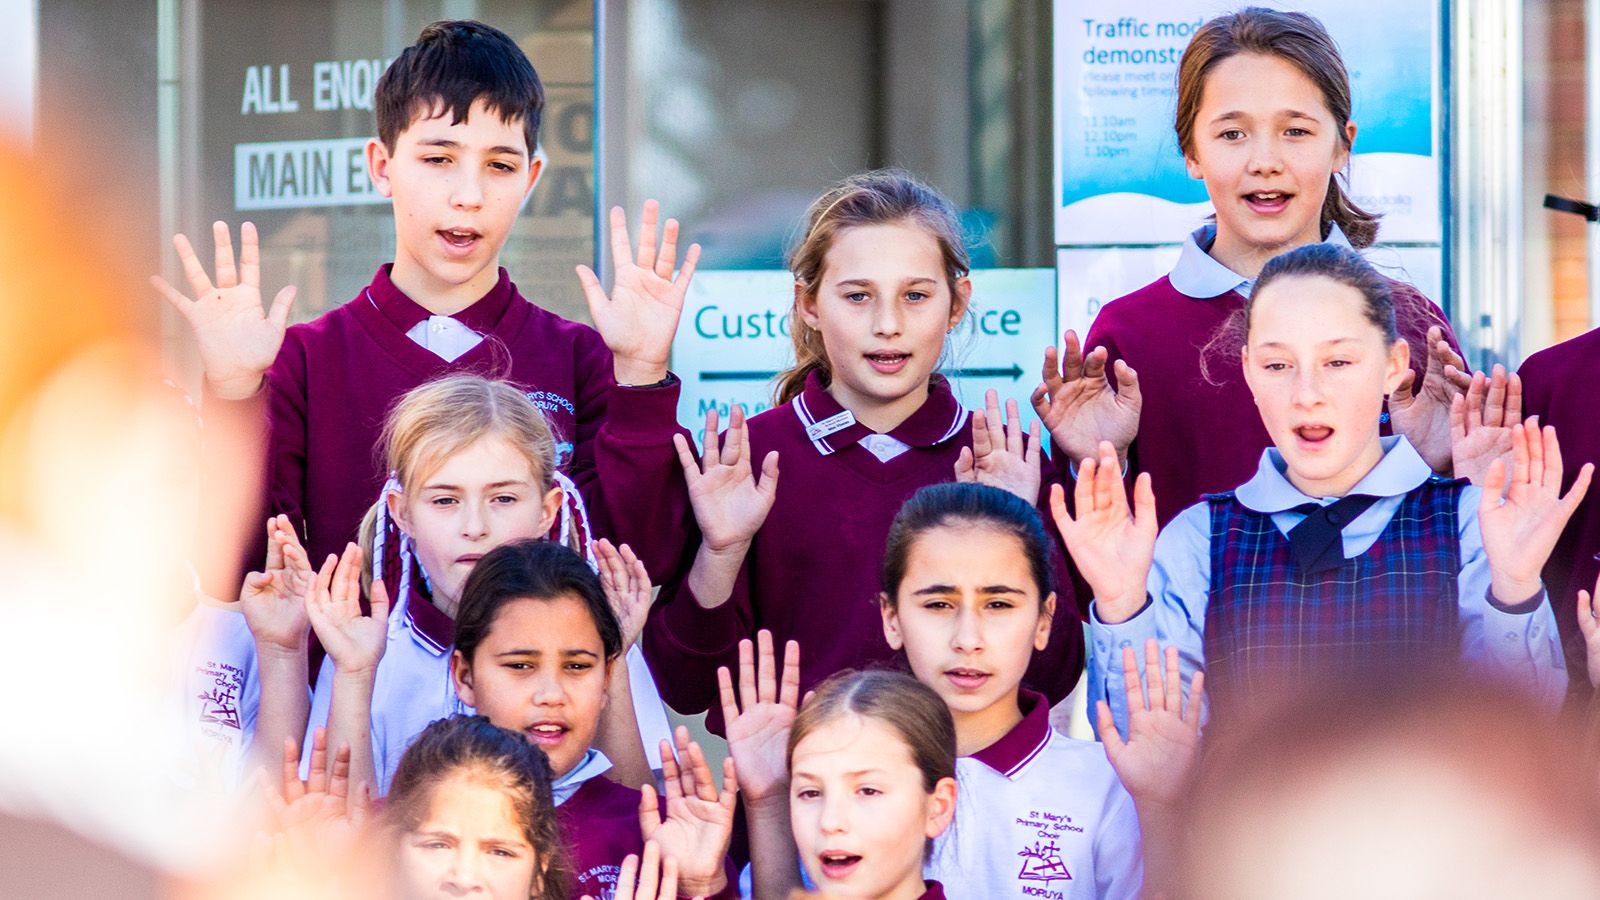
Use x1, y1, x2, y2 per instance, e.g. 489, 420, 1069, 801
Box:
613, 357, 669, 387
255, 637, 309, 661
1094, 590, 1148, 625
204, 371, 266, 401
676, 869, 729, 897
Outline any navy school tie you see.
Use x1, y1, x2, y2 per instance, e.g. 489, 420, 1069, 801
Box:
1286, 495, 1381, 574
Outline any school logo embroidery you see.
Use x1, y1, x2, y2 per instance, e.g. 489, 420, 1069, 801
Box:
525, 390, 575, 416
196, 660, 245, 731
1017, 840, 1072, 886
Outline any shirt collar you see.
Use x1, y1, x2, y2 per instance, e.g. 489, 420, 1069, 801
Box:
1235, 435, 1432, 512
791, 370, 966, 456
551, 749, 613, 805
968, 689, 1052, 778
367, 263, 515, 334
402, 567, 456, 655
1168, 222, 1353, 299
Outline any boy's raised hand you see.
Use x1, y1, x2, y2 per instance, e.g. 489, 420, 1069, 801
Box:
596, 538, 652, 650
1480, 419, 1593, 605
674, 406, 780, 555
1031, 330, 1140, 465
151, 221, 296, 400
639, 727, 737, 898
241, 514, 315, 654
1450, 366, 1522, 489
260, 728, 371, 863
304, 543, 391, 677
1051, 442, 1158, 624
1389, 327, 1469, 473
956, 389, 1042, 503
1097, 640, 1204, 810
719, 631, 801, 807
578, 200, 701, 387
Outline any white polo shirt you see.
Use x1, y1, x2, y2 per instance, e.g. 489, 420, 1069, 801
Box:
171, 597, 260, 790
926, 691, 1144, 900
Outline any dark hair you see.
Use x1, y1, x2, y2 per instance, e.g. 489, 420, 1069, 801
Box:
376, 20, 544, 154
1200, 243, 1396, 382
880, 483, 1053, 606
454, 539, 622, 666
775, 169, 970, 406
1176, 8, 1379, 247
788, 669, 956, 795
385, 715, 571, 900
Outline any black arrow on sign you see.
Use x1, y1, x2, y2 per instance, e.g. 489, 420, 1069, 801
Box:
949, 365, 1024, 381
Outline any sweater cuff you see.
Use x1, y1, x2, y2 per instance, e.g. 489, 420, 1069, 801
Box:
657, 582, 744, 658
604, 374, 683, 440
1486, 584, 1547, 615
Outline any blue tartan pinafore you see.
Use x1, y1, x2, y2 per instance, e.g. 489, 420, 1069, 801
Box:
1203, 476, 1466, 717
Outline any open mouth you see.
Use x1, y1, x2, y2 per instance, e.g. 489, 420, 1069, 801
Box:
1243, 191, 1291, 213
1295, 424, 1334, 446
818, 852, 863, 880
865, 351, 910, 374
945, 668, 991, 691
524, 723, 569, 748
438, 228, 482, 251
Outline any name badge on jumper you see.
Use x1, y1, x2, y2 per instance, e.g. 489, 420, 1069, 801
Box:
806, 409, 857, 442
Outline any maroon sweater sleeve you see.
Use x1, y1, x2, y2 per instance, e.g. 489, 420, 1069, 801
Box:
643, 567, 748, 722
588, 375, 696, 582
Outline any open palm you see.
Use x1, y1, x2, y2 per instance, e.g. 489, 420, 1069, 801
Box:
956, 390, 1041, 503
639, 729, 736, 895
1051, 443, 1158, 623
304, 543, 391, 676
1450, 366, 1521, 487
1097, 641, 1204, 809
1031, 330, 1141, 463
151, 221, 296, 399
596, 539, 652, 649
675, 406, 780, 553
578, 201, 701, 385
719, 631, 800, 804
241, 515, 314, 652
1389, 328, 1468, 473
1479, 419, 1593, 600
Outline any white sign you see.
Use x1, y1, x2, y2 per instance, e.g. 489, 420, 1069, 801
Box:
234, 138, 386, 210
671, 269, 1059, 445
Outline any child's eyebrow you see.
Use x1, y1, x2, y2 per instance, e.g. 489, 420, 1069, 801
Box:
417, 137, 525, 156
484, 480, 530, 489
911, 584, 958, 596
559, 649, 601, 659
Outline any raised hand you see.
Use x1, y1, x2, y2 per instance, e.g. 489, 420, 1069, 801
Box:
674, 406, 780, 554
241, 515, 315, 654
151, 221, 296, 400
262, 728, 371, 860
1031, 330, 1141, 465
577, 200, 702, 386
719, 631, 801, 806
1097, 640, 1204, 809
1389, 326, 1468, 473
596, 539, 652, 650
1480, 419, 1594, 604
955, 390, 1042, 503
304, 543, 391, 677
1051, 442, 1158, 624
639, 727, 737, 897
1450, 366, 1522, 488
589, 841, 679, 900
1579, 573, 1600, 689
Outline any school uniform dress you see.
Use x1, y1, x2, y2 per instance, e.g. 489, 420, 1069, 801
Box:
208, 263, 682, 594
1082, 225, 1460, 527
1090, 437, 1568, 734
1519, 328, 1600, 693
556, 750, 739, 900
927, 691, 1142, 900
642, 372, 1084, 731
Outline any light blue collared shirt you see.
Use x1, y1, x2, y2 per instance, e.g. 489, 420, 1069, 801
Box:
1167, 223, 1354, 299
551, 748, 614, 805
1089, 437, 1568, 735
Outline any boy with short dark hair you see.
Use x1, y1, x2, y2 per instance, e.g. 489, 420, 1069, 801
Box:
155, 20, 693, 589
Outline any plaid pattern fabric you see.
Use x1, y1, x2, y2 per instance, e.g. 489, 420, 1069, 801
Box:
1203, 476, 1466, 718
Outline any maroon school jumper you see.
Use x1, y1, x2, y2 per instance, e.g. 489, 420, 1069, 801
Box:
643, 372, 1084, 732
559, 775, 737, 899
207, 264, 680, 592
1084, 276, 1459, 527
1519, 328, 1600, 693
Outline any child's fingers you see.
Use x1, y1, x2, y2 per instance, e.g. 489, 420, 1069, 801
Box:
1050, 482, 1074, 534
1133, 472, 1157, 527
633, 842, 659, 899
1526, 416, 1546, 488
756, 629, 777, 704
675, 243, 701, 287
732, 405, 751, 469
686, 739, 719, 802
280, 737, 305, 802
1120, 646, 1146, 714
149, 275, 196, 318
608, 205, 632, 270
1026, 420, 1041, 465
1113, 359, 1142, 409
307, 726, 330, 795
1510, 421, 1531, 489
636, 786, 660, 838
369, 579, 391, 626
658, 853, 680, 900
1561, 463, 1594, 518
328, 742, 352, 800
264, 517, 285, 572
1187, 671, 1207, 732
1080, 344, 1107, 382
658, 739, 683, 801
267, 285, 298, 331
1142, 640, 1163, 711
954, 446, 976, 482
672, 433, 699, 481
239, 220, 261, 286
212, 221, 238, 288
1095, 700, 1126, 754
758, 451, 781, 499
1485, 365, 1507, 424
1506, 372, 1523, 423
1005, 398, 1024, 456
779, 639, 802, 710
1162, 644, 1182, 713
1073, 456, 1097, 518
1481, 459, 1507, 514
720, 756, 739, 809
636, 199, 660, 269
737, 637, 758, 708
1093, 442, 1120, 513
656, 217, 680, 279
172, 231, 215, 297
1039, 344, 1063, 394
1578, 591, 1598, 639
701, 409, 720, 473
716, 665, 739, 728
1543, 425, 1566, 492
1060, 330, 1083, 380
